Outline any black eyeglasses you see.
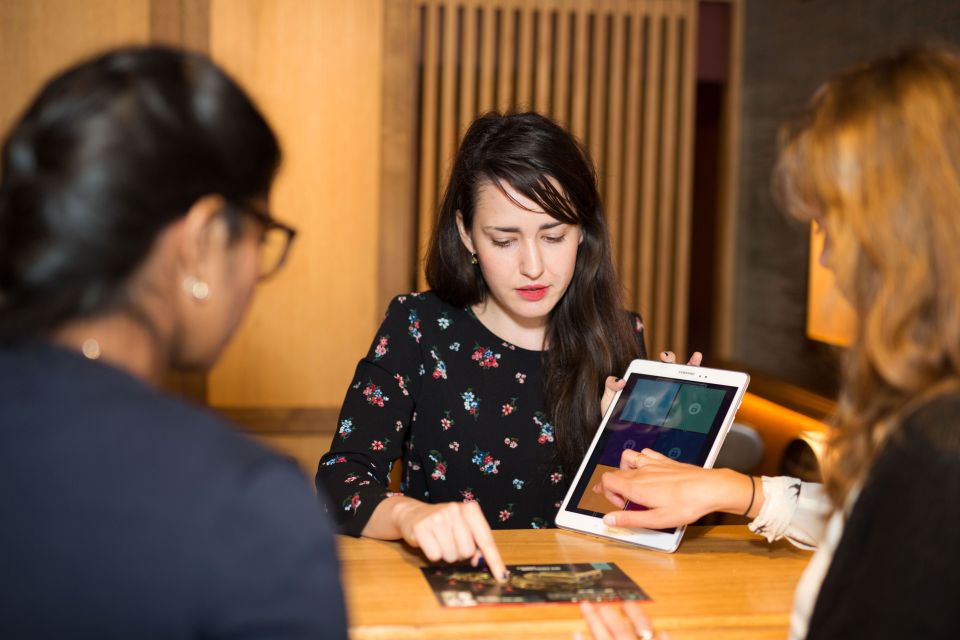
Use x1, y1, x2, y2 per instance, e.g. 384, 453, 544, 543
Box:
241, 207, 298, 280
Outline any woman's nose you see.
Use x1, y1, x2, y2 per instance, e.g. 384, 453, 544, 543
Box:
519, 239, 544, 279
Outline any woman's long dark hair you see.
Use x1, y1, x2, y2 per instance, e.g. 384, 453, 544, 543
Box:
425, 112, 644, 475
0, 45, 281, 339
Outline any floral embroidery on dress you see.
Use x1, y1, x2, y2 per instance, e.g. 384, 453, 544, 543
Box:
344, 473, 360, 484
549, 468, 564, 484
440, 411, 455, 431
337, 418, 355, 440
407, 309, 422, 343
512, 478, 525, 490
498, 504, 515, 522
343, 493, 362, 514
395, 420, 404, 432
418, 364, 426, 376
370, 438, 390, 451
471, 344, 501, 369
461, 488, 476, 502
515, 372, 526, 384
534, 412, 555, 444
430, 348, 448, 380
449, 441, 460, 452
373, 335, 389, 361
362, 382, 389, 407
504, 437, 519, 449
501, 397, 518, 416
501, 341, 516, 351
471, 446, 501, 475
394, 373, 411, 396
449, 341, 461, 351
461, 389, 480, 419
437, 313, 452, 330
428, 450, 447, 481
531, 517, 549, 529
323, 455, 347, 466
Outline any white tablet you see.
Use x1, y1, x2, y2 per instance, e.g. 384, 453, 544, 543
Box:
555, 359, 750, 552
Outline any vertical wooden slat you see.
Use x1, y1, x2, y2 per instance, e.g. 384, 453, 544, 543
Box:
552, 0, 571, 126
516, 3, 534, 109
587, 3, 606, 172
671, 4, 697, 358
459, 0, 478, 135
569, 3, 589, 139
439, 1, 459, 182
715, 0, 743, 359
654, 7, 679, 354
417, 1, 440, 290
497, 3, 516, 112
379, 0, 419, 314
604, 3, 626, 260
637, 0, 662, 338
478, 3, 496, 111
534, 2, 553, 113
619, 0, 643, 308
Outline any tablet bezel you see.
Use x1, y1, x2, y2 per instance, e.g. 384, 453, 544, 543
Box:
555, 359, 750, 552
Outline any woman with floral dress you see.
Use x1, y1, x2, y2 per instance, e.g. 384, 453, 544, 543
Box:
316, 112, 695, 579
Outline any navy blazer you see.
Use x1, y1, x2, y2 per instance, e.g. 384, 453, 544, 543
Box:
0, 341, 346, 639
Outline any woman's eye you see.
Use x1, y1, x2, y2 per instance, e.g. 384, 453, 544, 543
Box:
491, 238, 513, 248
543, 234, 566, 243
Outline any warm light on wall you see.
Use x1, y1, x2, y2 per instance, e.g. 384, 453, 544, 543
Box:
806, 225, 856, 347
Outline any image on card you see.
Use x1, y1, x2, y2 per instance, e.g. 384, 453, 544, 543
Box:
422, 562, 650, 607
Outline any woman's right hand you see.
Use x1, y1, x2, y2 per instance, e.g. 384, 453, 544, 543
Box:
390, 497, 508, 582
595, 449, 758, 529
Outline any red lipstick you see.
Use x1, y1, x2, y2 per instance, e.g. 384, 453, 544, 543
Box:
517, 285, 549, 301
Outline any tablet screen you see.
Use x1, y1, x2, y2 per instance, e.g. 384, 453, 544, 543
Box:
565, 372, 739, 528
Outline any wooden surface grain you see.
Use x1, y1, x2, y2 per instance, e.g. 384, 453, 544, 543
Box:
339, 525, 810, 639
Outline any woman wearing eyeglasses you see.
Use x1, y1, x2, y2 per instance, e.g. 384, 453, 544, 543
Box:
0, 46, 344, 638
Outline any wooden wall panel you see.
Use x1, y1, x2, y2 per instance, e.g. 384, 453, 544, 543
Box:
0, 0, 150, 138
207, 0, 384, 408
404, 0, 698, 356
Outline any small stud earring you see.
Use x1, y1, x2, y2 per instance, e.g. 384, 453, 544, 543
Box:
470, 253, 479, 265
183, 276, 210, 300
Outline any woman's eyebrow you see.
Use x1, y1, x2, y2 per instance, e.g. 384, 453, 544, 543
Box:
483, 221, 567, 233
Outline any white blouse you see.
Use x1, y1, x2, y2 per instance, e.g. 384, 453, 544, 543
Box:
747, 476, 838, 640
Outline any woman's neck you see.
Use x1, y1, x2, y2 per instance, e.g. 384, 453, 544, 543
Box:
471, 300, 548, 351
52, 312, 169, 386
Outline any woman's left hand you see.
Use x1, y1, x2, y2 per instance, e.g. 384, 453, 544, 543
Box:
599, 350, 704, 417
576, 601, 666, 640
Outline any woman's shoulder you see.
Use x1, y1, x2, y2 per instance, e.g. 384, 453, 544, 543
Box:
383, 290, 465, 320
900, 391, 960, 458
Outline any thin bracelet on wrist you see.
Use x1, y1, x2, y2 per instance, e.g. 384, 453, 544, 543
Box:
741, 475, 756, 517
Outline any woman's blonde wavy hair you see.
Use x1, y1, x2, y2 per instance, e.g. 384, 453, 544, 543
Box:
774, 46, 960, 508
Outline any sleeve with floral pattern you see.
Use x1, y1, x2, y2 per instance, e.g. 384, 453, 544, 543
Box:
315, 295, 424, 536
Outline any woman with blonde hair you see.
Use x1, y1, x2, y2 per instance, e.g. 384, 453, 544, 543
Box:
584, 46, 960, 639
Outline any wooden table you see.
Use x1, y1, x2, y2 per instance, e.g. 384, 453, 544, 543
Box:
339, 525, 811, 639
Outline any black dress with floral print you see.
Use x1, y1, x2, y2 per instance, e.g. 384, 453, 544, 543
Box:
316, 291, 646, 536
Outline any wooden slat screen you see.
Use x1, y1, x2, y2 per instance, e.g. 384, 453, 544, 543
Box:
406, 0, 697, 356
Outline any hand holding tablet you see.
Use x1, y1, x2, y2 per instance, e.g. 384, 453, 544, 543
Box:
556, 359, 750, 552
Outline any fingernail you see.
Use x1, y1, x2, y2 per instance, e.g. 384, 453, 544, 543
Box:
502, 570, 511, 581
603, 514, 616, 525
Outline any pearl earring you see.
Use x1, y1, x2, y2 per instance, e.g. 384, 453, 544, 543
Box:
183, 276, 210, 300
470, 253, 479, 265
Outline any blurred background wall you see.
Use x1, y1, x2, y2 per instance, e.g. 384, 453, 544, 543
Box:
5, 0, 958, 482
